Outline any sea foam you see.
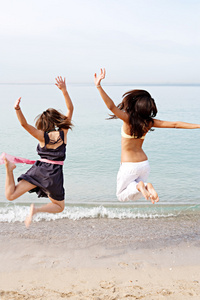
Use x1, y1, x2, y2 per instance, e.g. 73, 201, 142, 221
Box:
0, 204, 181, 223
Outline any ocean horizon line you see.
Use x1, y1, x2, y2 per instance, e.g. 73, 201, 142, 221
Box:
0, 82, 200, 87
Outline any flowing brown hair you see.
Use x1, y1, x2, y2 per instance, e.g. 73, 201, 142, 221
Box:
35, 108, 73, 132
109, 89, 157, 138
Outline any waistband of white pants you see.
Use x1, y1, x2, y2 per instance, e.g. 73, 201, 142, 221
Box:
120, 160, 149, 166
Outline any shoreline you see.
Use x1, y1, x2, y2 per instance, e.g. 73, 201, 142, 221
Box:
0, 202, 200, 224
0, 218, 200, 299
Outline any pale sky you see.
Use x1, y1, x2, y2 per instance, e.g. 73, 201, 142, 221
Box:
0, 0, 200, 84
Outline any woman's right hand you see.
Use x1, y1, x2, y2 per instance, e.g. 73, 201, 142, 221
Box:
94, 68, 106, 87
14, 97, 21, 110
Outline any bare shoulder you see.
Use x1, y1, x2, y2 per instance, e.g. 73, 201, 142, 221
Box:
62, 128, 69, 135
112, 106, 129, 123
61, 128, 69, 144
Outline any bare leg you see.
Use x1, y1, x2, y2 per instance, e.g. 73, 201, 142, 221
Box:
4, 157, 36, 201
136, 181, 151, 201
25, 198, 65, 228
146, 183, 159, 203
4, 157, 16, 199
4, 157, 65, 227
137, 181, 159, 204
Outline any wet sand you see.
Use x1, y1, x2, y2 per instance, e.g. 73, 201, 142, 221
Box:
0, 217, 200, 299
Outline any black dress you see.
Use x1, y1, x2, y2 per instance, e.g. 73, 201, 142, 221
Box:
18, 131, 66, 201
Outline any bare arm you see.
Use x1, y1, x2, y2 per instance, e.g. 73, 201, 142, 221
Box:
153, 119, 200, 129
94, 68, 129, 123
14, 97, 44, 141
55, 76, 74, 120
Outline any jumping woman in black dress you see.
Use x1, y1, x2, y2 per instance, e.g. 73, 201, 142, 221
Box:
4, 76, 74, 227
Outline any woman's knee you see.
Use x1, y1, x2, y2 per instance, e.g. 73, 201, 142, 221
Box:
5, 193, 16, 201
50, 198, 65, 212
58, 203, 65, 212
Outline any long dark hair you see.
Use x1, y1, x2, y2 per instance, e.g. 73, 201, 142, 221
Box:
109, 89, 157, 138
35, 108, 73, 132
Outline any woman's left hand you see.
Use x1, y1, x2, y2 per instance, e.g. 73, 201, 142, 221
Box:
55, 76, 67, 91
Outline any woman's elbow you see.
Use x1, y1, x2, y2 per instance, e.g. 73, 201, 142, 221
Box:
21, 122, 28, 128
173, 122, 182, 129
108, 103, 115, 112
69, 104, 74, 113
70, 107, 74, 116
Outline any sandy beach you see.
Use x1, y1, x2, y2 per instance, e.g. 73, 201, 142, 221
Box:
0, 216, 200, 299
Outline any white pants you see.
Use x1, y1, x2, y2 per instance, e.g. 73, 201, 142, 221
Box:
116, 160, 150, 202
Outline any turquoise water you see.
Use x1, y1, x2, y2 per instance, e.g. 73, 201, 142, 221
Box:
0, 84, 200, 221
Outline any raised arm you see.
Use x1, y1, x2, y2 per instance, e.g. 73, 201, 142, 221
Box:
153, 119, 200, 129
55, 76, 74, 120
14, 97, 44, 141
94, 68, 129, 123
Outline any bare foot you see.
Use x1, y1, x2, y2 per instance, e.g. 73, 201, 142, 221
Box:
136, 181, 150, 201
25, 204, 36, 228
4, 157, 16, 172
146, 183, 159, 204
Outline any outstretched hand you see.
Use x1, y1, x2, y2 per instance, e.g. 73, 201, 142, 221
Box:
55, 76, 67, 91
94, 68, 106, 87
14, 97, 21, 110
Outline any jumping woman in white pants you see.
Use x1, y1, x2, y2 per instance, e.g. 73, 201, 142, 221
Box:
94, 68, 200, 204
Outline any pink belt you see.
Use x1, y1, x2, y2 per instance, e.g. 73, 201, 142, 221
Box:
0, 152, 64, 166
39, 158, 64, 165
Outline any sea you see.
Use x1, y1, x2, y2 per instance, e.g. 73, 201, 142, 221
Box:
0, 83, 200, 224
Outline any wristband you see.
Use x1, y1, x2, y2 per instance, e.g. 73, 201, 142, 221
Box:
15, 107, 21, 110
96, 85, 101, 88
